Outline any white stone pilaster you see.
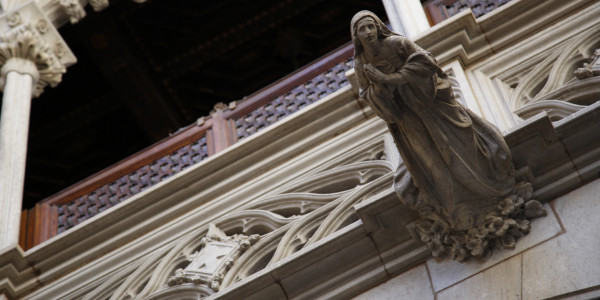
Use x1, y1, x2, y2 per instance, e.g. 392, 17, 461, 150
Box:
382, 0, 430, 38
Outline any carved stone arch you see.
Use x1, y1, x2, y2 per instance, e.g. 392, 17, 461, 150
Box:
219, 229, 286, 289
515, 100, 586, 121
511, 26, 600, 120
245, 192, 342, 218
312, 133, 388, 172
107, 243, 193, 300
101, 145, 394, 299
80, 259, 147, 300
214, 209, 297, 236
142, 285, 214, 300
85, 223, 212, 300
265, 202, 333, 265
134, 247, 199, 299
306, 174, 392, 246
278, 160, 393, 194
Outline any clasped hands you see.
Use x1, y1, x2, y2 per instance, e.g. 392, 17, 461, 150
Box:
363, 64, 406, 86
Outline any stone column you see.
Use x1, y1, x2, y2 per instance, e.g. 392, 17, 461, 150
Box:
0, 6, 74, 249
0, 58, 38, 248
382, 0, 430, 38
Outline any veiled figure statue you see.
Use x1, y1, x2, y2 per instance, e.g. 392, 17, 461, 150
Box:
351, 11, 546, 261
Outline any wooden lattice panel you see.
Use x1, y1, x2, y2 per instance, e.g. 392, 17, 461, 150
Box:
56, 136, 209, 233
235, 57, 354, 140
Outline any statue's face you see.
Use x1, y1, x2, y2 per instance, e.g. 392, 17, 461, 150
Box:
356, 18, 378, 46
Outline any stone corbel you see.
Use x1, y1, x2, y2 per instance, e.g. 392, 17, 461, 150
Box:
0, 1, 75, 96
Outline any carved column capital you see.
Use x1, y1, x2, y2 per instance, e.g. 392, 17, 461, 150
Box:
0, 24, 64, 96
0, 2, 75, 97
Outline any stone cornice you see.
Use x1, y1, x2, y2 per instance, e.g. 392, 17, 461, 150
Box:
0, 1, 75, 97
414, 0, 596, 67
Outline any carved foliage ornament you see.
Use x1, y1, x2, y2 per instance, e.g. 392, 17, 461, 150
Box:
510, 28, 600, 120
351, 11, 546, 261
0, 25, 66, 97
574, 48, 600, 80
59, 0, 86, 24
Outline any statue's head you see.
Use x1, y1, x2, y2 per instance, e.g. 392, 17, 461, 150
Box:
351, 10, 396, 55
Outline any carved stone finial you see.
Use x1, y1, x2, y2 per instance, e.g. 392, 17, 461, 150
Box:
0, 25, 66, 97
210, 102, 229, 115
351, 10, 546, 261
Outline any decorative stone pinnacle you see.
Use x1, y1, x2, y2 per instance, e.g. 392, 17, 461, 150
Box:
0, 24, 66, 97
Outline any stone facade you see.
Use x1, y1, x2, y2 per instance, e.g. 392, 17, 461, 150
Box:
1, 0, 600, 299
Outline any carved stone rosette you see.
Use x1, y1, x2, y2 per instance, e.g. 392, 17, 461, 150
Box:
0, 24, 66, 97
167, 224, 260, 292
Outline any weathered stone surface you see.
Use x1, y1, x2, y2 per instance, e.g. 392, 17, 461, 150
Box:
522, 178, 600, 300
427, 203, 560, 291
352, 264, 434, 300
437, 254, 521, 300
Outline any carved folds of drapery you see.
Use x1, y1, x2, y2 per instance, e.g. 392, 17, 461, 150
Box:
510, 27, 600, 121
351, 10, 547, 261
0, 24, 66, 96
79, 139, 391, 300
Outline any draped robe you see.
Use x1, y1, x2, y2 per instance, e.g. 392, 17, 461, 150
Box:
354, 36, 515, 230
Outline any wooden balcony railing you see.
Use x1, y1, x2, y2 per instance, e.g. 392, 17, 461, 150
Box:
19, 43, 355, 250
423, 0, 513, 25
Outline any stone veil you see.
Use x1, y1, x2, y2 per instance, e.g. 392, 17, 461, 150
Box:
351, 10, 546, 261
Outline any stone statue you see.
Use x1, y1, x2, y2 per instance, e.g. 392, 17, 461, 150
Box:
351, 11, 546, 261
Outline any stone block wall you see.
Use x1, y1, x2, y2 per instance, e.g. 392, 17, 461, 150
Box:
354, 178, 600, 300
